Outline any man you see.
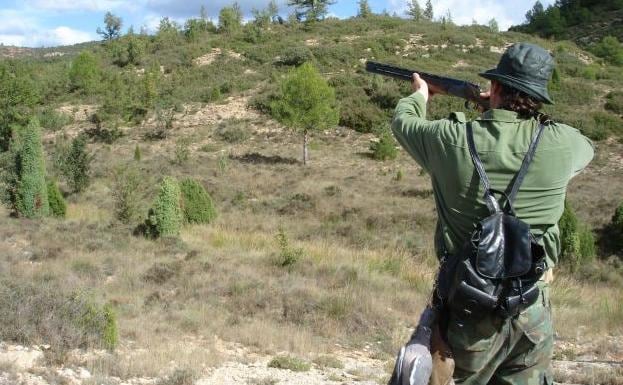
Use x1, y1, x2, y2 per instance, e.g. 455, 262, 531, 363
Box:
391, 43, 593, 384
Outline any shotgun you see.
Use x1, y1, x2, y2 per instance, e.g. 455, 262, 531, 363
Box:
365, 61, 490, 110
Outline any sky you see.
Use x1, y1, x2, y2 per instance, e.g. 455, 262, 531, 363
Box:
0, 0, 555, 48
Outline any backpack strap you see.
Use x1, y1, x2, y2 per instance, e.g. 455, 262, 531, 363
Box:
506, 123, 546, 207
466, 123, 501, 214
467, 122, 546, 215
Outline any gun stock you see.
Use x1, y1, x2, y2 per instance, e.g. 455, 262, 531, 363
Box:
365, 61, 490, 110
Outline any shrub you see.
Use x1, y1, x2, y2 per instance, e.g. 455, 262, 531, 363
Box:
605, 91, 623, 115
145, 177, 183, 238
274, 227, 303, 267
0, 280, 118, 357
216, 120, 251, 143
134, 144, 141, 161
558, 201, 595, 271
369, 130, 398, 161
173, 137, 191, 165
12, 119, 50, 218
591, 36, 623, 66
69, 51, 100, 94
267, 355, 311, 372
0, 63, 39, 150
62, 135, 91, 193
37, 108, 73, 131
278, 46, 314, 66
179, 178, 217, 224
112, 165, 143, 224
47, 180, 66, 218
612, 202, 623, 249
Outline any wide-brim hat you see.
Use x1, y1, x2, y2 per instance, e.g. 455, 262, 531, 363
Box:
479, 42, 555, 105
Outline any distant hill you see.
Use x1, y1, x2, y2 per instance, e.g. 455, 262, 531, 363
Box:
510, 0, 623, 45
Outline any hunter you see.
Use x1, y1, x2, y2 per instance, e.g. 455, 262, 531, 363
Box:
391, 43, 594, 384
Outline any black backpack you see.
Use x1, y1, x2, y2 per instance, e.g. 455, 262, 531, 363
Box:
446, 122, 548, 319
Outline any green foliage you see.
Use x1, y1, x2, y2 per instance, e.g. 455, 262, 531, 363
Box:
218, 5, 243, 34
102, 304, 118, 350
97, 12, 123, 41
46, 180, 66, 218
62, 135, 91, 194
179, 178, 217, 224
288, 0, 335, 22
357, 0, 372, 18
423, 0, 434, 20
145, 177, 183, 238
369, 130, 398, 161
558, 201, 596, 271
271, 62, 338, 164
605, 91, 623, 114
271, 62, 339, 133
37, 108, 73, 131
12, 119, 49, 218
173, 137, 191, 165
612, 202, 623, 249
0, 62, 39, 150
274, 227, 303, 267
592, 36, 623, 66
216, 119, 251, 143
406, 0, 422, 21
279, 46, 315, 66
268, 355, 311, 372
112, 165, 143, 224
69, 51, 100, 94
134, 145, 141, 161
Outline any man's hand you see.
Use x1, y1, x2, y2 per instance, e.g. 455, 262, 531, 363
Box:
478, 90, 491, 112
412, 73, 445, 102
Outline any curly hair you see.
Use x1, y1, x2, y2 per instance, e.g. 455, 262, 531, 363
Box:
495, 81, 545, 121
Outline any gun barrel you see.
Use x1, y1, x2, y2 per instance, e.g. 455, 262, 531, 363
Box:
365, 61, 489, 110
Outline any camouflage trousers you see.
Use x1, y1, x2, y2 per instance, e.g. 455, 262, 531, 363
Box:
446, 282, 554, 385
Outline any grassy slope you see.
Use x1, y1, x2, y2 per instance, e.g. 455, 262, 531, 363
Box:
1, 16, 622, 380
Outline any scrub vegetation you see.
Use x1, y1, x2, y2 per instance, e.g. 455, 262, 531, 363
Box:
0, 4, 621, 383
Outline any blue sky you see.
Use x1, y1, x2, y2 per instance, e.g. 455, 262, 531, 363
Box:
0, 0, 555, 47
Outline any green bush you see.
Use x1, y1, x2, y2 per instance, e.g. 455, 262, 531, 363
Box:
179, 178, 217, 224
37, 108, 73, 131
268, 355, 311, 372
69, 51, 100, 94
46, 180, 66, 218
605, 91, 623, 115
216, 119, 251, 143
591, 36, 623, 66
112, 165, 143, 224
13, 119, 50, 218
278, 46, 314, 66
62, 135, 91, 193
558, 201, 595, 271
145, 177, 183, 238
369, 130, 398, 161
274, 227, 303, 268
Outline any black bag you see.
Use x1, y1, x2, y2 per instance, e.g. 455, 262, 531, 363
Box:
447, 123, 547, 319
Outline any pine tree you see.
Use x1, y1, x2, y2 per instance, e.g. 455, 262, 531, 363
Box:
358, 0, 372, 18
180, 178, 217, 224
406, 0, 423, 21
145, 177, 183, 238
288, 0, 336, 22
270, 63, 339, 165
488, 18, 499, 32
63, 135, 91, 193
423, 0, 434, 20
47, 180, 66, 218
13, 119, 49, 218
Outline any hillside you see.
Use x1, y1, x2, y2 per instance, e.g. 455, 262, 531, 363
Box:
0, 14, 622, 385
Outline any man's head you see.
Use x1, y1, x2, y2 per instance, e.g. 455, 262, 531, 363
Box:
480, 42, 555, 115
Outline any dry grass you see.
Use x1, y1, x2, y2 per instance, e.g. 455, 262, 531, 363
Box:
0, 100, 621, 380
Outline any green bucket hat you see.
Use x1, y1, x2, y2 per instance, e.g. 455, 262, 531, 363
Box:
479, 42, 555, 104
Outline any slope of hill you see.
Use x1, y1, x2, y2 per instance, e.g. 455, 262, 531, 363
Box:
0, 14, 622, 385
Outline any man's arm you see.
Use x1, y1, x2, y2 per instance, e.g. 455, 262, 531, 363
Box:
391, 74, 452, 173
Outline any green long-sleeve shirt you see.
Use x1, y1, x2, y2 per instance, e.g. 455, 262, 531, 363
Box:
392, 92, 594, 267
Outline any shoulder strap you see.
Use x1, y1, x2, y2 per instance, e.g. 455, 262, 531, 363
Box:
507, 123, 545, 205
466, 123, 500, 214
466, 122, 546, 215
